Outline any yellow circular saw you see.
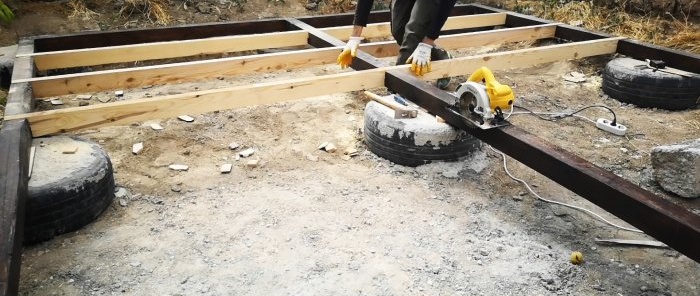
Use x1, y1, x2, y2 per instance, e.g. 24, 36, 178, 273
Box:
454, 67, 515, 126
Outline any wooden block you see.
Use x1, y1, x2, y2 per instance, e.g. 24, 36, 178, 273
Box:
220, 163, 233, 174
132, 142, 143, 154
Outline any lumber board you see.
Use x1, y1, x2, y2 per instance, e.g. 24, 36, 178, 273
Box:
322, 13, 506, 40
0, 120, 31, 296
296, 4, 475, 28
6, 37, 622, 137
27, 31, 310, 71
33, 19, 291, 52
22, 24, 557, 98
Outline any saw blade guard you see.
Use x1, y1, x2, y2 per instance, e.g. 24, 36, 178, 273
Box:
455, 81, 494, 120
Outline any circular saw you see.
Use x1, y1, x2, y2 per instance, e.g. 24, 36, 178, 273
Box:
450, 67, 515, 129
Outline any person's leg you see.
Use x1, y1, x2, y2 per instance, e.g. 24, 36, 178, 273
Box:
390, 0, 415, 48
395, 0, 438, 65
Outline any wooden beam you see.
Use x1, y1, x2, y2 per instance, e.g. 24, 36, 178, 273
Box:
322, 13, 506, 40
22, 24, 557, 98
33, 19, 292, 52
0, 119, 32, 296
26, 31, 310, 71
6, 37, 622, 137
27, 13, 506, 71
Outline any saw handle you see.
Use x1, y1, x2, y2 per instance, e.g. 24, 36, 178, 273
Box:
467, 67, 514, 111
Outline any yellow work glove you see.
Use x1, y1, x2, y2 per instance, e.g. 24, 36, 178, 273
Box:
337, 36, 363, 69
406, 42, 433, 76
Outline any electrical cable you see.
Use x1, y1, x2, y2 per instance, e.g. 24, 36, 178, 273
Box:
513, 105, 617, 126
488, 145, 644, 233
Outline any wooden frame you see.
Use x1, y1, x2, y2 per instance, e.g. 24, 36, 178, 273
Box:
2, 4, 699, 294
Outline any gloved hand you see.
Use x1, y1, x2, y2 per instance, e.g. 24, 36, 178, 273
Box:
406, 42, 433, 76
337, 36, 363, 69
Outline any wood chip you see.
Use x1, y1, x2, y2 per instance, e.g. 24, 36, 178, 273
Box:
150, 123, 164, 130
177, 115, 195, 122
169, 164, 189, 171
220, 163, 233, 174
75, 94, 93, 100
132, 142, 143, 155
50, 99, 64, 105
239, 148, 255, 158
246, 159, 259, 168
229, 142, 240, 150
62, 146, 78, 154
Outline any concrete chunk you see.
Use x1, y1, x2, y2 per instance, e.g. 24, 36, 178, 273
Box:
246, 159, 259, 168
220, 163, 233, 174
651, 139, 700, 198
132, 142, 144, 155
239, 148, 255, 158
169, 164, 189, 171
178, 115, 195, 122
76, 94, 93, 100
150, 123, 164, 131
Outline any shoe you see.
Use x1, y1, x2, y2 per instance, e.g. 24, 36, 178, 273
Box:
434, 48, 452, 90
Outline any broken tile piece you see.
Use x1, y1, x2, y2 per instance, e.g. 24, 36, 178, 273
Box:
317, 142, 329, 150
115, 90, 124, 97
246, 159, 259, 168
239, 148, 255, 158
62, 146, 78, 154
150, 123, 164, 131
98, 96, 112, 103
324, 143, 337, 153
178, 115, 195, 122
229, 142, 240, 150
76, 94, 93, 100
50, 99, 64, 105
220, 163, 233, 174
132, 142, 144, 155
169, 164, 189, 171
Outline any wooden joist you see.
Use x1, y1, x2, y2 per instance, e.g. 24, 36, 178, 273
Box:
24, 13, 506, 71
5, 37, 623, 137
322, 12, 506, 40
21, 24, 558, 98
25, 31, 311, 71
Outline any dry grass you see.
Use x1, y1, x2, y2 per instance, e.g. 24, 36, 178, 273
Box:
532, 1, 700, 53
122, 0, 171, 26
68, 0, 100, 21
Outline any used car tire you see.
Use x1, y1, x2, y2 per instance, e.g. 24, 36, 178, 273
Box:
364, 100, 481, 167
602, 57, 700, 110
26, 136, 115, 244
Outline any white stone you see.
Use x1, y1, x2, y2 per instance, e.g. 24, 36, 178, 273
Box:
220, 163, 232, 173
50, 99, 64, 105
229, 142, 240, 150
177, 115, 195, 122
132, 142, 144, 155
239, 148, 255, 158
75, 94, 92, 100
150, 123, 164, 130
169, 164, 189, 171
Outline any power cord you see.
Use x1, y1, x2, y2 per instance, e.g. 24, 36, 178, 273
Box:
489, 145, 643, 233
510, 105, 617, 126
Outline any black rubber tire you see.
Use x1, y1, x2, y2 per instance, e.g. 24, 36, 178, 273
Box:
364, 101, 481, 167
25, 136, 115, 244
602, 57, 700, 110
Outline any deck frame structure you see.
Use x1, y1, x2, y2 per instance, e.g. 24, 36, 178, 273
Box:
1, 3, 699, 295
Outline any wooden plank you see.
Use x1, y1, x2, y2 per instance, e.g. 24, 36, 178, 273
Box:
6, 37, 621, 137
33, 19, 291, 52
22, 24, 557, 98
0, 119, 32, 296
322, 13, 506, 40
296, 4, 475, 28
27, 31, 309, 71
24, 48, 341, 98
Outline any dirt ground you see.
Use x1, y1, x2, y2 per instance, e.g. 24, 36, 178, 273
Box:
1, 1, 699, 295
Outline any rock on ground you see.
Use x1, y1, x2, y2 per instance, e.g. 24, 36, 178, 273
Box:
651, 138, 700, 198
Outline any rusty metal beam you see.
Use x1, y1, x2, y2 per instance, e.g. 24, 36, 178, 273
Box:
383, 70, 700, 262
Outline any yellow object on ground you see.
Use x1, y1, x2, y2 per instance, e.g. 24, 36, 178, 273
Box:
467, 67, 515, 111
570, 251, 584, 265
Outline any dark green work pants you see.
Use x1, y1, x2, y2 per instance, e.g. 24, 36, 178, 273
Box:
390, 0, 450, 65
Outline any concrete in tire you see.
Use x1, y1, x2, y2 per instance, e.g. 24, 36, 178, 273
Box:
651, 138, 700, 198
363, 100, 481, 167
26, 136, 115, 244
